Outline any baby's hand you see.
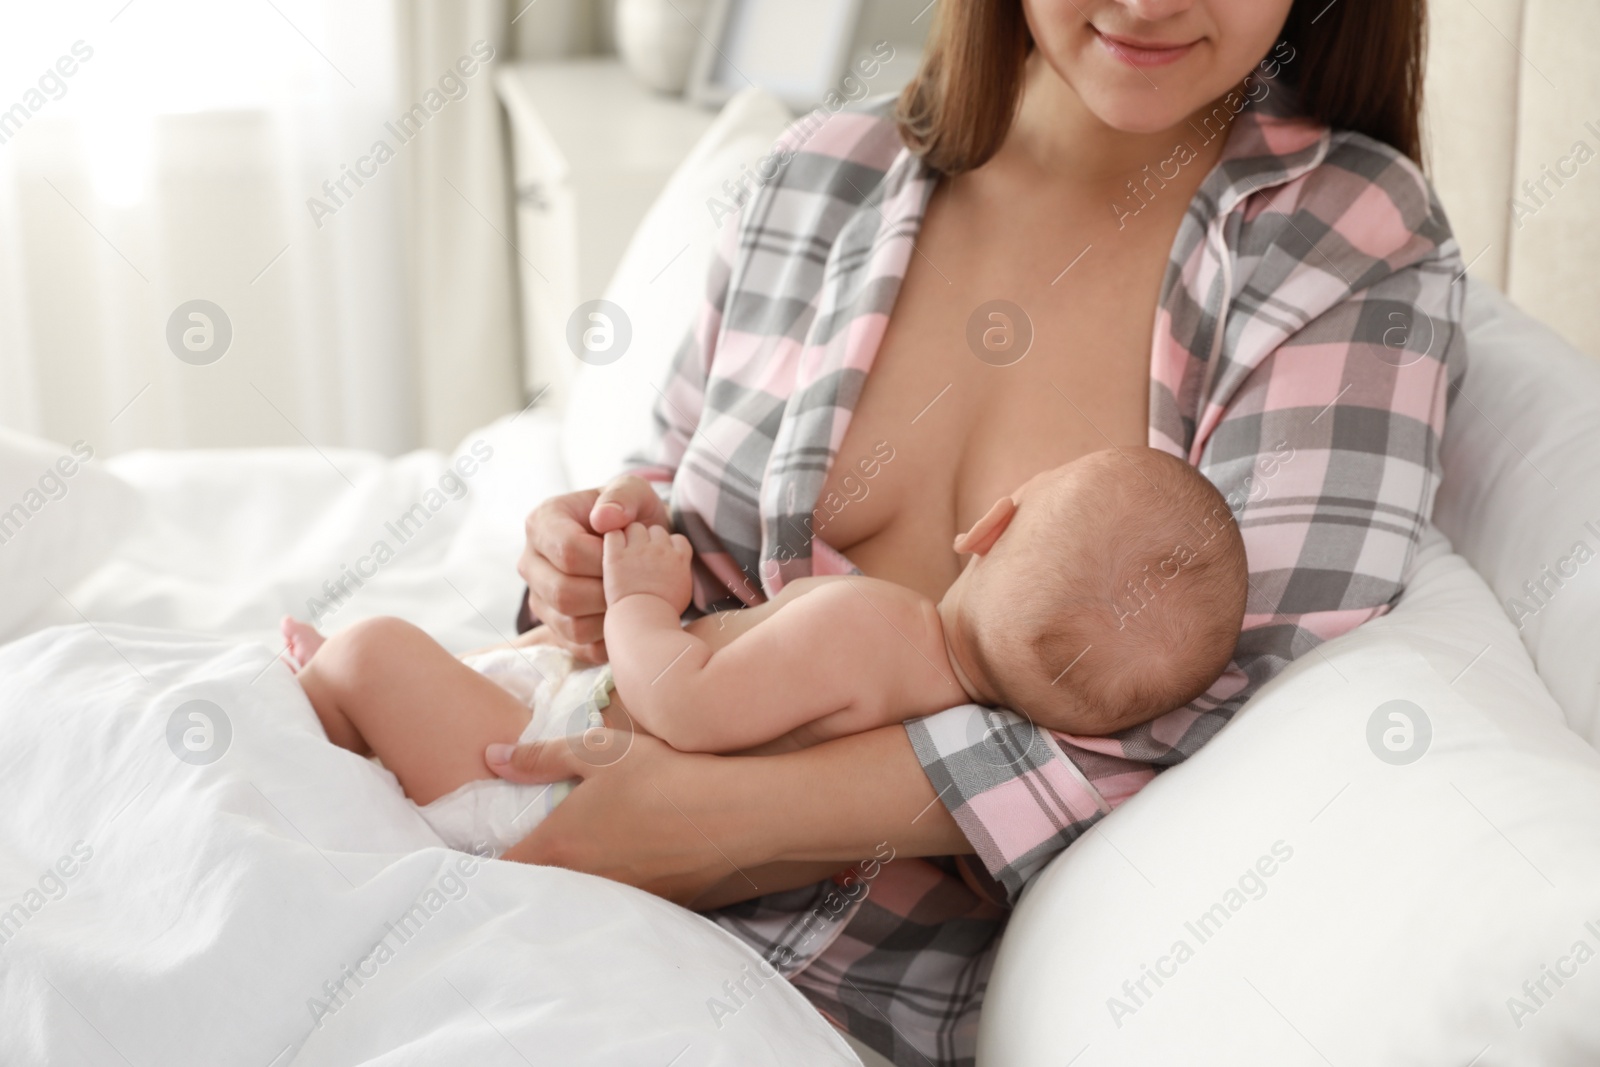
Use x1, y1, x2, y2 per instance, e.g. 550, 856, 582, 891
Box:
602, 522, 694, 612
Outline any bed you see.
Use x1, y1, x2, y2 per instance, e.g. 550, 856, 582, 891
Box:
0, 409, 862, 1065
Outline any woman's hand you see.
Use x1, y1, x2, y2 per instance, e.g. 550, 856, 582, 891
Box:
488, 730, 761, 906
517, 475, 671, 661
486, 724, 973, 908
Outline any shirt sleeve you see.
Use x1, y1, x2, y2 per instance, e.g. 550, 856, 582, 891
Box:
516, 215, 739, 633
907, 170, 1468, 902
621, 208, 741, 491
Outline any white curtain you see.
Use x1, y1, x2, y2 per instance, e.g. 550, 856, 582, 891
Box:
0, 0, 522, 455
395, 0, 523, 453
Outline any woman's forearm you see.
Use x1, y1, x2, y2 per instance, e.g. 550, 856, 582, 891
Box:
490, 719, 970, 907
690, 860, 858, 910
722, 723, 971, 868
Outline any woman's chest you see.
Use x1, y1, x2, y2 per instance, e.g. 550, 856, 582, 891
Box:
815, 182, 1180, 596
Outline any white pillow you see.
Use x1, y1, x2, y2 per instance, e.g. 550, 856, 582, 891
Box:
0, 428, 141, 640
559, 88, 793, 490
1436, 280, 1600, 748
982, 526, 1600, 1064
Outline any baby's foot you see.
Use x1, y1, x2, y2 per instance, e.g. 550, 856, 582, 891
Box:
280, 616, 326, 670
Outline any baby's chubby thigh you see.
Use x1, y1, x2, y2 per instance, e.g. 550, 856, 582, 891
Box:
318, 617, 536, 806
420, 651, 612, 852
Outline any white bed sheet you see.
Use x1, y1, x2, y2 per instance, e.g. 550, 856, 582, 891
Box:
1, 411, 861, 1065
0, 624, 858, 1066
20, 411, 568, 653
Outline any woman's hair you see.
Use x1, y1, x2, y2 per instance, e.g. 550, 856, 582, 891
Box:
895, 0, 1428, 175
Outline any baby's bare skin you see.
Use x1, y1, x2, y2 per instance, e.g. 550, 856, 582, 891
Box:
462, 571, 962, 755
593, 465, 1084, 757
286, 457, 1120, 819
603, 533, 972, 756
290, 449, 1242, 907
600, 448, 1247, 756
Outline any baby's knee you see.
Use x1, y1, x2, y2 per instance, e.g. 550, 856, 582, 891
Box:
322, 616, 426, 684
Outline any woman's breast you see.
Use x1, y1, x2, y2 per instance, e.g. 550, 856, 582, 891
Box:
815, 297, 1151, 599
810, 170, 1175, 598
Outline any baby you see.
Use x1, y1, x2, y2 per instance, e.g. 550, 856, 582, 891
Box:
283, 447, 1247, 860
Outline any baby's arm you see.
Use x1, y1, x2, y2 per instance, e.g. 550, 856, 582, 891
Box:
601, 523, 962, 753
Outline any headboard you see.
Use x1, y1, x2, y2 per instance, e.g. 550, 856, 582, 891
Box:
1425, 0, 1600, 358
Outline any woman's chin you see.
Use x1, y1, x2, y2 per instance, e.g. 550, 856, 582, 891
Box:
1078, 91, 1205, 138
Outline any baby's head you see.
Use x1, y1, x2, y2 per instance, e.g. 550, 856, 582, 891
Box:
937, 448, 1247, 735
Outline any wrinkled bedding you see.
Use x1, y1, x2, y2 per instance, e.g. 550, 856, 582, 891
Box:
0, 412, 859, 1065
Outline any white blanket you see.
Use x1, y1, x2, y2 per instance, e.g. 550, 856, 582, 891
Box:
16, 411, 573, 653
0, 622, 859, 1065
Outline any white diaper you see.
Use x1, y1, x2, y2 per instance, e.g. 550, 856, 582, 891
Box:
410, 644, 613, 856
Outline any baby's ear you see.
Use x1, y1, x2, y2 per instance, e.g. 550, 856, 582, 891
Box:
953, 497, 1017, 556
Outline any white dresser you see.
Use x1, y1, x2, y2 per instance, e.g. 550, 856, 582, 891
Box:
495, 60, 717, 412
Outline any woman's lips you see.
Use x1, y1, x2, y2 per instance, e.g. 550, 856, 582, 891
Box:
1095, 29, 1198, 68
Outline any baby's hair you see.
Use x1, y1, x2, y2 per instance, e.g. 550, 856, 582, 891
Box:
970, 449, 1248, 735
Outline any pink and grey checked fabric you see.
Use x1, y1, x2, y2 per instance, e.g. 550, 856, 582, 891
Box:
626, 89, 1466, 1065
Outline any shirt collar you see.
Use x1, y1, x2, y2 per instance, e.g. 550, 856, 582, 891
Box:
1201, 81, 1331, 216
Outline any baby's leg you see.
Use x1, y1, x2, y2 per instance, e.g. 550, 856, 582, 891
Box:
296, 617, 533, 806
280, 616, 326, 671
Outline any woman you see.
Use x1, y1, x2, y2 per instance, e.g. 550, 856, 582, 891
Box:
493, 0, 1463, 1062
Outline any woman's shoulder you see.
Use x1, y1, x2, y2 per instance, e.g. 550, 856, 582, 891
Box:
1312, 129, 1451, 256
1179, 112, 1469, 411
764, 94, 910, 191
720, 94, 922, 260
1230, 117, 1457, 277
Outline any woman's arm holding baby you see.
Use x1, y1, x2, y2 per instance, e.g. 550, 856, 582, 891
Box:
492, 723, 971, 906
601, 523, 961, 753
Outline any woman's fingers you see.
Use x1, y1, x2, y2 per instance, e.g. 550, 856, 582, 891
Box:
590, 475, 669, 534
493, 736, 758, 904
537, 608, 606, 649
523, 552, 607, 621
519, 605, 603, 649
517, 481, 677, 658
525, 492, 605, 579
486, 737, 596, 784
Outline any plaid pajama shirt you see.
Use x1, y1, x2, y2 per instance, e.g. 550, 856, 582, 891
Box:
618, 89, 1466, 1065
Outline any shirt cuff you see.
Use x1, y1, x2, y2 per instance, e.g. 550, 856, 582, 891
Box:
905, 704, 1114, 902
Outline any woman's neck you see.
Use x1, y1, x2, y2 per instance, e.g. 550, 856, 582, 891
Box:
999, 52, 1232, 194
